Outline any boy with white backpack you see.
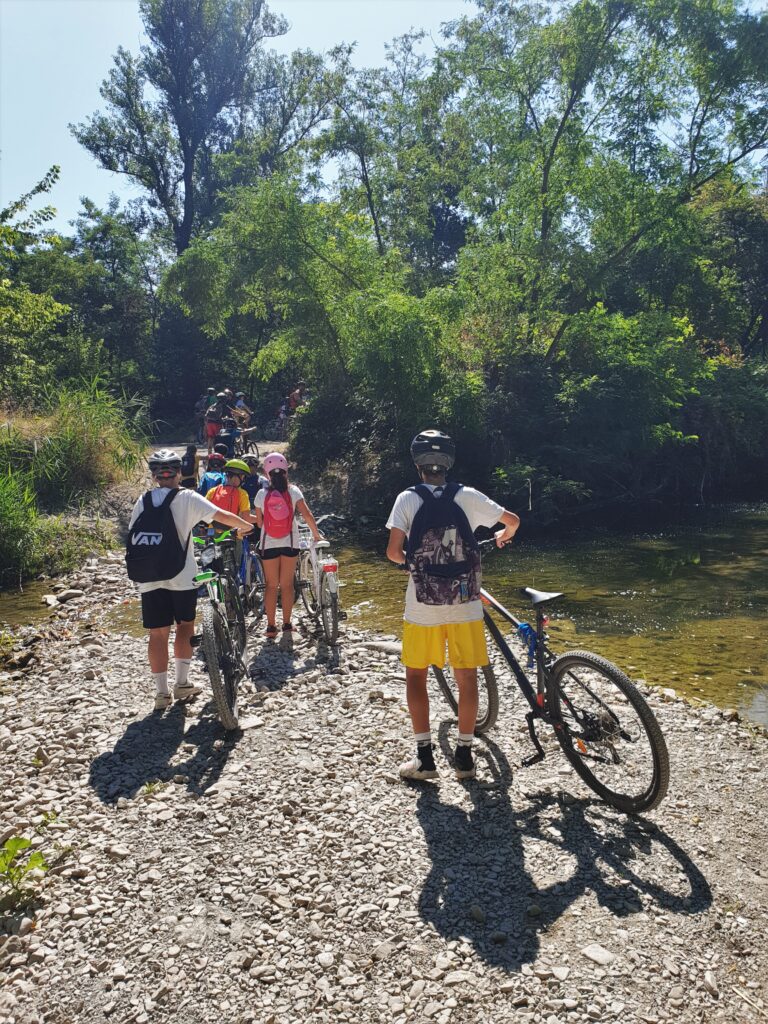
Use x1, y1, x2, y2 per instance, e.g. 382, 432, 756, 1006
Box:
252, 452, 324, 639
386, 431, 520, 780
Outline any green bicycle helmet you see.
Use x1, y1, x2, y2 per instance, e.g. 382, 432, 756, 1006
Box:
224, 458, 250, 478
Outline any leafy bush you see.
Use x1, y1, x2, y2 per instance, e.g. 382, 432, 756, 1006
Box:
0, 378, 147, 509
0, 836, 48, 913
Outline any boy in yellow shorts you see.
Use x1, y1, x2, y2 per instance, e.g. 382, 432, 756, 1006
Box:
386, 430, 520, 780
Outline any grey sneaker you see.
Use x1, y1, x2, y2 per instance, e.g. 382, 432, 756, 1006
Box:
399, 743, 439, 781
154, 692, 172, 710
173, 682, 202, 701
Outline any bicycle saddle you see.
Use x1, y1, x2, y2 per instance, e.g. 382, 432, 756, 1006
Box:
314, 540, 331, 550
522, 586, 564, 606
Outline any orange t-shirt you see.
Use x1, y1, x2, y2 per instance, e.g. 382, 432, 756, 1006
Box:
205, 484, 250, 517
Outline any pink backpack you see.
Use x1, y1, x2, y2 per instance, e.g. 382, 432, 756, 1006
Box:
262, 488, 294, 540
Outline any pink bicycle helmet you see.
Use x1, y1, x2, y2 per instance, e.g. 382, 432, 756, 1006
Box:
263, 452, 288, 474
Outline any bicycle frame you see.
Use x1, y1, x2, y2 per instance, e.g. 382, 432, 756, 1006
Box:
479, 585, 562, 765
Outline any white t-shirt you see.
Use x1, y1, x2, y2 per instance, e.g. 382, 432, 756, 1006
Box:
253, 484, 305, 550
386, 485, 504, 625
128, 487, 219, 593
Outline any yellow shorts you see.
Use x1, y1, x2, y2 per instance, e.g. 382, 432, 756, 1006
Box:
401, 620, 488, 670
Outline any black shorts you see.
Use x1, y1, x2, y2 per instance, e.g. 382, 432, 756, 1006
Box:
260, 546, 299, 560
141, 588, 198, 629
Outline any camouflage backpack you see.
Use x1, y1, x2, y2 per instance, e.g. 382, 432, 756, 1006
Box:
405, 484, 481, 606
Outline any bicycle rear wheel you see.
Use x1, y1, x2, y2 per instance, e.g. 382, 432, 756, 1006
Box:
201, 602, 239, 730
319, 574, 339, 645
432, 661, 498, 734
243, 438, 259, 457
548, 650, 669, 814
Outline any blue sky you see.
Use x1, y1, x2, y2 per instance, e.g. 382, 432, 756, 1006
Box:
0, 0, 472, 232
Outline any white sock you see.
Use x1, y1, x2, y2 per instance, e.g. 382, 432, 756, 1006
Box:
175, 658, 192, 686
457, 731, 474, 748
152, 671, 169, 695
414, 731, 432, 747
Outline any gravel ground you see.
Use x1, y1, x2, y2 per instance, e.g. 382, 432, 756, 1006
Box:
1, 551, 768, 1024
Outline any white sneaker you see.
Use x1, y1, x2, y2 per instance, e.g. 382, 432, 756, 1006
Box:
399, 745, 439, 781
174, 683, 202, 701
154, 692, 172, 710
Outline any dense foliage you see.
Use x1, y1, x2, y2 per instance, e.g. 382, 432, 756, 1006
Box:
5, 0, 768, 525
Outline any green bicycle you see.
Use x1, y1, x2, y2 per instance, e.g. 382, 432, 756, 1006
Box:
193, 528, 247, 730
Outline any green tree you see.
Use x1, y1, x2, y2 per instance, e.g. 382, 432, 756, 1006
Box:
72, 0, 288, 254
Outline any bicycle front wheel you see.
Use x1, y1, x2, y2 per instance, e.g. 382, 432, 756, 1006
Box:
297, 550, 318, 616
548, 651, 669, 814
319, 573, 339, 645
221, 575, 246, 654
245, 552, 265, 622
202, 602, 239, 730
432, 661, 499, 735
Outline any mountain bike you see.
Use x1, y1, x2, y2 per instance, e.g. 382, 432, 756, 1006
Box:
294, 525, 341, 644
193, 530, 247, 730
428, 540, 669, 814
193, 528, 246, 652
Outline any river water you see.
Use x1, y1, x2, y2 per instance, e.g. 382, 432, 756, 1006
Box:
338, 504, 768, 727
2, 504, 767, 725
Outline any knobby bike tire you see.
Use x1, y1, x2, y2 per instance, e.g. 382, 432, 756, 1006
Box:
297, 550, 319, 616
547, 650, 669, 814
202, 602, 239, 730
319, 574, 339, 645
245, 551, 265, 622
432, 662, 499, 735
221, 574, 246, 654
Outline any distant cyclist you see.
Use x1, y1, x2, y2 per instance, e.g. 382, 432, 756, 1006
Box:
198, 452, 226, 495
179, 444, 200, 489
242, 454, 268, 508
204, 392, 227, 453
386, 430, 520, 781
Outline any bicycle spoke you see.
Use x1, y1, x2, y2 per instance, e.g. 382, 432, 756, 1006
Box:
550, 651, 669, 813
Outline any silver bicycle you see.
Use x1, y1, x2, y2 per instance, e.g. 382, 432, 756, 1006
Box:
294, 525, 341, 644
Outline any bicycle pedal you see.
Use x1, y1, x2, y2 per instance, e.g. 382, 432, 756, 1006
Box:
190, 634, 202, 648
338, 610, 348, 621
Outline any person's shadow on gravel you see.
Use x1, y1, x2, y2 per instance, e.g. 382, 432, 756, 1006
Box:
412, 723, 712, 970
88, 699, 238, 803
246, 639, 297, 692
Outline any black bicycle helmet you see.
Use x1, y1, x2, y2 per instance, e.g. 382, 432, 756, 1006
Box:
242, 454, 259, 466
148, 449, 182, 473
410, 429, 456, 470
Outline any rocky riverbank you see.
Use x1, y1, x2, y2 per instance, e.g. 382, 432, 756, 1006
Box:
2, 553, 768, 1024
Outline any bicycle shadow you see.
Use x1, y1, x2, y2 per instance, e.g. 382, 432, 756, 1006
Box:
410, 723, 711, 970
88, 698, 239, 804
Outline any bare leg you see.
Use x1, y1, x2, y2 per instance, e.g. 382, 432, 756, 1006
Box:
174, 620, 195, 659
263, 557, 280, 627
454, 667, 479, 736
279, 555, 298, 625
148, 626, 172, 673
405, 667, 430, 735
